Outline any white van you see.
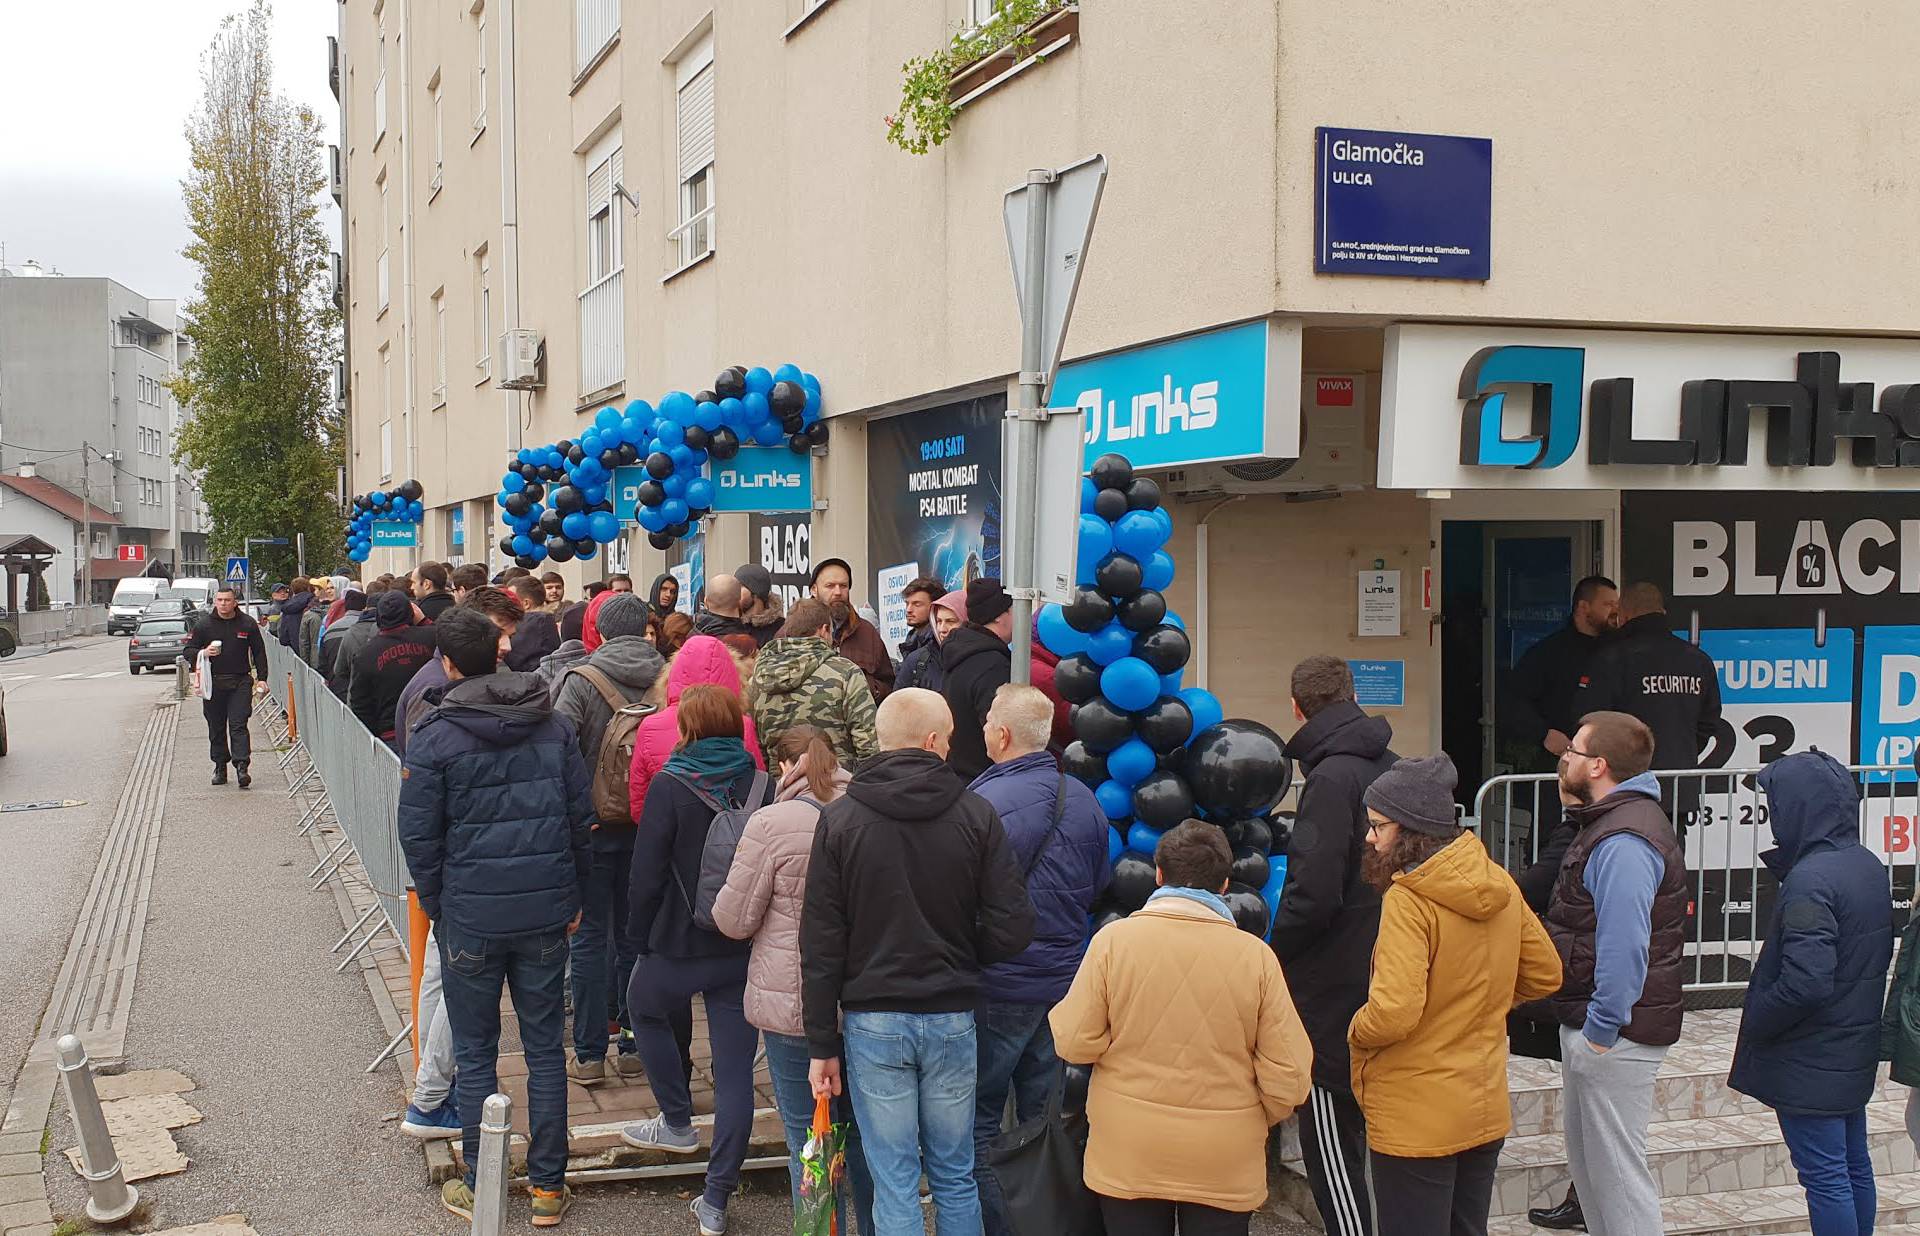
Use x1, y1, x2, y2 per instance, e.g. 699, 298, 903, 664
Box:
170, 577, 219, 606
108, 577, 166, 635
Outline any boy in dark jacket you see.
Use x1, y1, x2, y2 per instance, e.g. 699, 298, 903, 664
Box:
802, 688, 1035, 1236
349, 591, 436, 745
398, 608, 593, 1227
1273, 654, 1396, 1236
1731, 750, 1892, 1234
967, 684, 1110, 1236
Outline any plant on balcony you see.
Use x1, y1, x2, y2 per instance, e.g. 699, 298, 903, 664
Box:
886, 0, 1074, 155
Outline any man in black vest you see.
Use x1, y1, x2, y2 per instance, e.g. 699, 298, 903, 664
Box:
1529, 710, 1688, 1236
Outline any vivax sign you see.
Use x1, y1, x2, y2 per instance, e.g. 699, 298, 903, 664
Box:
1381, 325, 1920, 490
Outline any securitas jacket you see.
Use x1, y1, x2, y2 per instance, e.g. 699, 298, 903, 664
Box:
799, 748, 1034, 1057
1575, 613, 1722, 770
397, 671, 594, 938
1731, 751, 1893, 1115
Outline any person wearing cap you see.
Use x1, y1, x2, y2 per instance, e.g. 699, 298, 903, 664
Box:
350, 590, 440, 746
1348, 753, 1562, 1236
735, 564, 786, 649
266, 581, 292, 635
809, 557, 895, 703
940, 579, 1020, 781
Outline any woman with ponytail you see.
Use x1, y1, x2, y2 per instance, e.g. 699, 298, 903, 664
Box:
712, 725, 875, 1234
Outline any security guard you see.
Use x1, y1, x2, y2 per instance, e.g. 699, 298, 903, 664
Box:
1574, 580, 1721, 771
1507, 575, 1619, 772
185, 585, 271, 787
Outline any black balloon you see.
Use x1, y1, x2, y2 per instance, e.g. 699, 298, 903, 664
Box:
519, 463, 540, 482
1116, 589, 1167, 632
514, 554, 540, 570
522, 482, 545, 503
537, 509, 565, 536
1187, 720, 1293, 817
556, 439, 574, 456
1089, 452, 1134, 492
497, 535, 517, 556
664, 522, 691, 538
1231, 846, 1271, 889
600, 448, 622, 470
770, 380, 807, 416
1132, 770, 1195, 830
637, 479, 666, 507
1062, 586, 1115, 634
352, 493, 366, 508
644, 451, 675, 479
1218, 816, 1248, 848
398, 478, 424, 501
1072, 698, 1135, 754
1095, 552, 1144, 598
1053, 653, 1102, 705
502, 492, 532, 518
695, 390, 718, 406
1239, 817, 1274, 855
1092, 488, 1128, 522
1268, 814, 1293, 855
684, 426, 711, 452
709, 428, 741, 460
1061, 740, 1107, 787
1125, 477, 1162, 511
1132, 623, 1191, 674
552, 485, 584, 513
1224, 886, 1270, 936
1156, 745, 1188, 774
544, 536, 576, 562
648, 531, 676, 550
616, 442, 640, 465
805, 420, 829, 446
572, 537, 596, 556
1109, 853, 1157, 911
1136, 695, 1194, 752
788, 432, 811, 454
714, 368, 746, 399
567, 444, 587, 465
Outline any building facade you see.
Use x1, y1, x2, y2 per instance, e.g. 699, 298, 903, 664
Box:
336, 0, 1920, 781
0, 264, 211, 594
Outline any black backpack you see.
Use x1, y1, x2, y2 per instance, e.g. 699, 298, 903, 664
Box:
664, 770, 775, 931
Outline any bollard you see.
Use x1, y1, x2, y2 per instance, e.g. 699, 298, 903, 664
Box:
174, 656, 189, 700
470, 1092, 512, 1236
406, 889, 431, 1061
56, 1034, 138, 1225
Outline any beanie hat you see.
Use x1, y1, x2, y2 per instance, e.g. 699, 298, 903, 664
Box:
559, 601, 587, 643
935, 589, 966, 619
1363, 753, 1460, 837
375, 590, 412, 630
966, 577, 1012, 625
343, 590, 367, 613
736, 564, 773, 601
596, 592, 650, 640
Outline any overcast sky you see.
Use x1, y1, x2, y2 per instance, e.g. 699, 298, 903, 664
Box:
0, 1, 340, 303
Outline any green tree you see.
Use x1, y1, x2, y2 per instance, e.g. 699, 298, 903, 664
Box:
173, 1, 342, 585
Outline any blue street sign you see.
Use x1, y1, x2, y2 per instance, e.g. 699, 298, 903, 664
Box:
224, 556, 248, 586
370, 521, 418, 547
711, 448, 812, 514
1313, 126, 1492, 280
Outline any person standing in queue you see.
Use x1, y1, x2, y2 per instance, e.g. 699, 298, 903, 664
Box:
186, 584, 270, 788
810, 557, 895, 703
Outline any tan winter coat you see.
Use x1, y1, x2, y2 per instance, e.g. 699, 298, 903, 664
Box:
1050, 897, 1313, 1212
709, 756, 851, 1037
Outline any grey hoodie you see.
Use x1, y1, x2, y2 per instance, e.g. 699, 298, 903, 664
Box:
552, 635, 666, 839
534, 638, 591, 701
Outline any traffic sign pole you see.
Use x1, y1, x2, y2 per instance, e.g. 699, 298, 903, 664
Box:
1008, 169, 1053, 687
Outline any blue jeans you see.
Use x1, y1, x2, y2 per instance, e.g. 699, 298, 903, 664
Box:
765, 1031, 876, 1236
628, 953, 759, 1212
973, 1000, 1060, 1236
569, 844, 638, 1063
436, 926, 570, 1190
1778, 1109, 1875, 1236
842, 1010, 980, 1236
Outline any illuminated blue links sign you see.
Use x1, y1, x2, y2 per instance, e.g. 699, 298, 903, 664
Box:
710, 448, 812, 514
370, 520, 418, 547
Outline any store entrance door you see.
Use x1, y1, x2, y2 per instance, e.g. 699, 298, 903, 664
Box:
1440, 520, 1604, 801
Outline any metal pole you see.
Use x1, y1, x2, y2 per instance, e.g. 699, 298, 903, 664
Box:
56, 1034, 138, 1225
81, 448, 92, 610
296, 532, 306, 578
1009, 169, 1052, 688
471, 1093, 513, 1236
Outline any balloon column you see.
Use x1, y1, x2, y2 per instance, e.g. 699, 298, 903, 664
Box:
343, 479, 425, 564
1039, 452, 1294, 939
495, 364, 824, 565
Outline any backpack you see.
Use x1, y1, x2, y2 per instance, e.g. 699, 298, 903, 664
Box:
563, 663, 657, 825
663, 769, 775, 932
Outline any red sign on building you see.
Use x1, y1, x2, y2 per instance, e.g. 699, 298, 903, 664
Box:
116, 545, 146, 562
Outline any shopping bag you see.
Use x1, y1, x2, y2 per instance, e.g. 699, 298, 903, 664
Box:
794, 1093, 846, 1236
985, 1085, 1105, 1236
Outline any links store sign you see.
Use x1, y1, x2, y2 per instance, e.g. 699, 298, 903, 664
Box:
1381, 324, 1920, 490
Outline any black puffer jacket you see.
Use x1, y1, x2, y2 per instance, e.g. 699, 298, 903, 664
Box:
1575, 613, 1722, 770
1271, 701, 1397, 1091
940, 625, 1012, 782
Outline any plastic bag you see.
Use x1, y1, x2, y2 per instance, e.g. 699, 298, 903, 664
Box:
795, 1093, 846, 1236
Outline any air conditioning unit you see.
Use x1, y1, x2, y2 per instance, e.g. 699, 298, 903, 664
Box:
328, 145, 343, 205
498, 329, 545, 390
1165, 373, 1374, 498
330, 252, 344, 307
333, 359, 348, 412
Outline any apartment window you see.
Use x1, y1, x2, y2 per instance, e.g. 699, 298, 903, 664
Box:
472, 7, 488, 134
374, 28, 389, 142
430, 74, 445, 194
377, 172, 391, 312
672, 31, 716, 267
380, 418, 393, 481
586, 137, 623, 283
473, 246, 492, 379
431, 289, 447, 403
380, 344, 393, 478
969, 0, 1003, 26
576, 0, 619, 75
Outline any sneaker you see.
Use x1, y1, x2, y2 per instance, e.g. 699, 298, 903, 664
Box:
690, 1197, 727, 1236
619, 1114, 699, 1154
530, 1184, 573, 1227
566, 1055, 607, 1085
441, 1179, 475, 1221
611, 1052, 644, 1079
400, 1096, 461, 1140
235, 762, 251, 789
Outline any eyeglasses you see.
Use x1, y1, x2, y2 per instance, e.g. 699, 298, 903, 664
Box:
1565, 746, 1598, 760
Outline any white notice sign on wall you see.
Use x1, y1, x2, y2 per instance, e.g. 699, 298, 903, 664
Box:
1358, 569, 1402, 638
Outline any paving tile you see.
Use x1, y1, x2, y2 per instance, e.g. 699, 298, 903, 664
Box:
92, 1068, 196, 1101
0, 1175, 43, 1208
0, 1199, 52, 1229
0, 1158, 37, 1181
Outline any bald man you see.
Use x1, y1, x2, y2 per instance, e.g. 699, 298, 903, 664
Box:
801, 688, 1035, 1235
692, 571, 754, 642
1575, 581, 1721, 772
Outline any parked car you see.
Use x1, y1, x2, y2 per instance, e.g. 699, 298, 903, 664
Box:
128, 616, 193, 674
169, 577, 218, 606
138, 596, 199, 622
108, 577, 167, 635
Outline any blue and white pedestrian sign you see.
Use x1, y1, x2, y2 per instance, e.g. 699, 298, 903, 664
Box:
225, 556, 249, 587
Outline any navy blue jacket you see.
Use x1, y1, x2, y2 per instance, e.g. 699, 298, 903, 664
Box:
1729, 751, 1893, 1115
969, 750, 1112, 1005
398, 670, 594, 939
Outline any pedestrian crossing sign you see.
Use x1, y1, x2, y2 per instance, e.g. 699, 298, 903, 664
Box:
225, 556, 248, 586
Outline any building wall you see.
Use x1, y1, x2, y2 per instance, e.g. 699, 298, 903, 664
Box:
0, 496, 80, 608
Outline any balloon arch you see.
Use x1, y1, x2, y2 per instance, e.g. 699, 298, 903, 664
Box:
343, 480, 426, 563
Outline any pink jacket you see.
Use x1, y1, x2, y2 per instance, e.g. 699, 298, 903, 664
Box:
627, 635, 764, 819
709, 756, 850, 1036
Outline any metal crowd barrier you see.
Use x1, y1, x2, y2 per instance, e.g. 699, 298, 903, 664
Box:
1473, 764, 1920, 1000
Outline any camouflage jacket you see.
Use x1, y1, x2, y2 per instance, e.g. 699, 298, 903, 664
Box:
748, 636, 878, 768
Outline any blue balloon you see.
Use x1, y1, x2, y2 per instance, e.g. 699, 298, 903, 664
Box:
694, 401, 723, 432
589, 511, 619, 543
599, 405, 624, 431
528, 541, 549, 563
1095, 779, 1134, 821
1126, 822, 1165, 857
1150, 506, 1174, 541
1086, 621, 1134, 667
660, 391, 696, 424
1080, 477, 1099, 514
512, 534, 534, 557
680, 522, 701, 539
1142, 551, 1175, 592
685, 477, 715, 509
583, 429, 606, 456
561, 511, 588, 540
803, 386, 821, 419
661, 472, 687, 499
1106, 737, 1156, 787
1036, 604, 1091, 657
1180, 688, 1225, 739
1260, 855, 1288, 930
647, 438, 667, 457
625, 398, 655, 424
669, 444, 694, 469
1163, 610, 1185, 630
719, 397, 748, 430
582, 484, 607, 505
656, 419, 685, 447
753, 419, 786, 447
547, 449, 565, 470
1107, 825, 1125, 866
1078, 515, 1114, 573
1113, 509, 1167, 559
801, 372, 821, 394
1160, 670, 1184, 695
742, 391, 770, 426
744, 366, 774, 396
1101, 656, 1161, 712
619, 417, 647, 445
517, 449, 533, 464
502, 471, 526, 493
372, 491, 390, 507
773, 363, 804, 385
686, 448, 709, 470
636, 505, 667, 532
349, 547, 370, 563
660, 498, 689, 526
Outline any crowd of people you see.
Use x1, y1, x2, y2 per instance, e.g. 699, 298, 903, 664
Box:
188, 563, 1914, 1236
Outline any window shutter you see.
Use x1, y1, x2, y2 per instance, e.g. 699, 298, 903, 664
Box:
677, 64, 715, 182
588, 155, 612, 215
